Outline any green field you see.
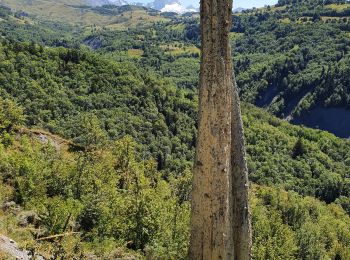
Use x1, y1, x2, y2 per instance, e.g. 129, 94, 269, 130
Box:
0, 0, 169, 27
326, 3, 350, 11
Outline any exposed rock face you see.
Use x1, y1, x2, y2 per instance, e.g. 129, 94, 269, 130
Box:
292, 107, 350, 138
2, 201, 16, 212
83, 36, 103, 50
18, 211, 40, 228
0, 235, 30, 260
2, 201, 21, 213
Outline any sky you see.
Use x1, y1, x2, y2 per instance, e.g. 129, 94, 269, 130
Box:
235, 0, 278, 9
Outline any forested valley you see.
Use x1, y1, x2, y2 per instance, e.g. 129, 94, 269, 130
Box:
0, 0, 349, 259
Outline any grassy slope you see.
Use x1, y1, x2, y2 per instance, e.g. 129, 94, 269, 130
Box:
0, 0, 169, 27
0, 0, 100, 25
326, 3, 350, 11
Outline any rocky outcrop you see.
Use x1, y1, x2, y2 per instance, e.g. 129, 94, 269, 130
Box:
83, 36, 103, 50
0, 235, 31, 260
292, 107, 350, 139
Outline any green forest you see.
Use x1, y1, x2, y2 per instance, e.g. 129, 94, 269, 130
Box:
0, 0, 349, 259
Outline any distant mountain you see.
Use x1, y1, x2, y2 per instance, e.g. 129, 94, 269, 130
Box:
87, 0, 128, 6
130, 1, 146, 6
233, 7, 246, 13
0, 0, 164, 26
185, 5, 199, 12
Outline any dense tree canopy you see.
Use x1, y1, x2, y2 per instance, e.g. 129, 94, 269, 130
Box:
0, 98, 349, 259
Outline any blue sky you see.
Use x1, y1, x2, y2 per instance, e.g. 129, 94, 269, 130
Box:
235, 0, 278, 8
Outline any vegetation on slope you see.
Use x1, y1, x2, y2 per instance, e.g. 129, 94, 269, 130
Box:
0, 98, 350, 259
0, 39, 197, 174
0, 40, 349, 206
0, 1, 168, 27
73, 1, 350, 136
2, 1, 350, 138
0, 1, 349, 258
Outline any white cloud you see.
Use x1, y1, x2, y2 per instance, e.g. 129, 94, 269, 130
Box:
160, 2, 198, 13
161, 3, 187, 13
